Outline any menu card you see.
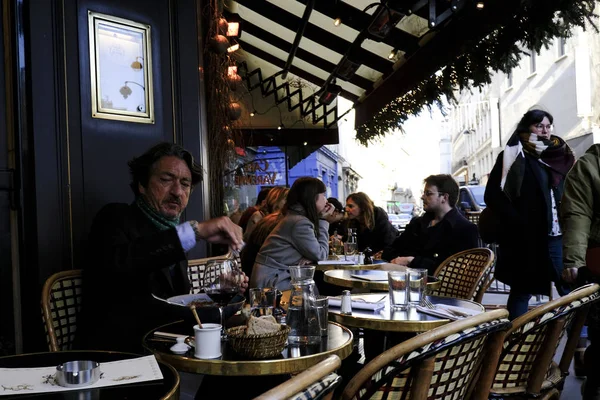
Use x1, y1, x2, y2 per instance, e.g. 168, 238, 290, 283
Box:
0, 355, 163, 396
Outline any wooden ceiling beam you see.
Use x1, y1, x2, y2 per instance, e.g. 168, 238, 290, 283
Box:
235, 0, 391, 73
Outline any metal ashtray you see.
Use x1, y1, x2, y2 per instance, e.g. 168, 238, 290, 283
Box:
56, 360, 101, 388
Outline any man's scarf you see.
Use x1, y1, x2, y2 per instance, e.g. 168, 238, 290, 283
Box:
136, 196, 180, 230
501, 132, 574, 201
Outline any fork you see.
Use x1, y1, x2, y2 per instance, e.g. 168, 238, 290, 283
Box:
421, 297, 436, 309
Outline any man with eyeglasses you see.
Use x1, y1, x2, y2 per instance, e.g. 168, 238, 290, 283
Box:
382, 174, 479, 275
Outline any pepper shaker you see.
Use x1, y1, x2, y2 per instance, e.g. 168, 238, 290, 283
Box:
341, 290, 353, 315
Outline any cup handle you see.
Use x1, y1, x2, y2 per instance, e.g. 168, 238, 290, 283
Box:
184, 336, 195, 348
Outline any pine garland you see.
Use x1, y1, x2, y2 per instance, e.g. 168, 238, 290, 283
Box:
356, 0, 598, 146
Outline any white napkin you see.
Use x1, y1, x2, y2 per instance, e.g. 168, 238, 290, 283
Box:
416, 304, 481, 320
328, 295, 386, 310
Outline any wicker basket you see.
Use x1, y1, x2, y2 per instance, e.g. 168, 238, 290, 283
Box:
226, 325, 291, 359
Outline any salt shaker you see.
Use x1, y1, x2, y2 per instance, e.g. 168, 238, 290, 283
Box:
341, 290, 353, 315
170, 336, 190, 355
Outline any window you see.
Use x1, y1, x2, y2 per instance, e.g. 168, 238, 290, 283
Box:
557, 37, 566, 58
529, 49, 537, 75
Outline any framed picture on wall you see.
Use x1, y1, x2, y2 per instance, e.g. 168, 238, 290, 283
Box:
88, 11, 154, 124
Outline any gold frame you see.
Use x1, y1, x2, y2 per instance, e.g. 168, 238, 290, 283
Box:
88, 11, 154, 123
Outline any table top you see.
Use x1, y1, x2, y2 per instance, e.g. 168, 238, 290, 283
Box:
143, 320, 354, 376
323, 269, 440, 291
316, 262, 396, 272
328, 294, 484, 332
0, 350, 179, 400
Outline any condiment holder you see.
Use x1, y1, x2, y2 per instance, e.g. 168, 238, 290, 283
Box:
56, 360, 101, 388
170, 336, 191, 354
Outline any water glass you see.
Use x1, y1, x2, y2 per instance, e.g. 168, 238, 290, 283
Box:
315, 296, 329, 336
249, 287, 276, 317
388, 270, 408, 310
407, 268, 428, 307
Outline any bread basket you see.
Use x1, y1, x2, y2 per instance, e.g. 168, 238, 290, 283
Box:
226, 325, 290, 359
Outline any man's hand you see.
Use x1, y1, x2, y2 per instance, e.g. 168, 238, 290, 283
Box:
390, 256, 414, 266
324, 209, 344, 224
562, 267, 579, 284
194, 217, 244, 250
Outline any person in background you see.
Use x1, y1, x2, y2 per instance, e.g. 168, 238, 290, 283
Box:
560, 143, 600, 400
382, 174, 478, 275
77, 142, 247, 353
243, 186, 289, 241
239, 187, 270, 232
485, 109, 574, 319
326, 197, 345, 236
250, 177, 333, 291
343, 192, 397, 256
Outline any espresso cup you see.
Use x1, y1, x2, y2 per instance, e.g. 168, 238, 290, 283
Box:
193, 323, 222, 359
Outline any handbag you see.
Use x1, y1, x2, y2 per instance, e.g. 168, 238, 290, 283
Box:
478, 207, 499, 244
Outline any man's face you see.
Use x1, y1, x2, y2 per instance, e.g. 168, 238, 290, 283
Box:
421, 184, 445, 213
139, 156, 192, 219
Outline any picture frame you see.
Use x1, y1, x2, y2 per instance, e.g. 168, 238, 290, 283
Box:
88, 11, 154, 124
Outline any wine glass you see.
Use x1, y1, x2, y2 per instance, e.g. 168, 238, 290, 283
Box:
202, 259, 243, 339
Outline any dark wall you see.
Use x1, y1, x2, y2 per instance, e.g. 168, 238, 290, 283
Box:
18, 0, 208, 352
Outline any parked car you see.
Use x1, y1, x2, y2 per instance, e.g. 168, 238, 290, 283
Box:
389, 213, 412, 231
458, 185, 486, 213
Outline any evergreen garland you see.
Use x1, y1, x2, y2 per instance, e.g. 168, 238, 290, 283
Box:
356, 0, 598, 146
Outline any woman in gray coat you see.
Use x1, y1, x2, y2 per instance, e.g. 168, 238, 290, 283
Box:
250, 177, 334, 290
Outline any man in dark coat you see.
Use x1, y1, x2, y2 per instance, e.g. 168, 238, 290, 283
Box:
382, 174, 479, 275
77, 143, 245, 353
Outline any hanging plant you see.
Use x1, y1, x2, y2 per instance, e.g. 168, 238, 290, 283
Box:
356, 0, 598, 146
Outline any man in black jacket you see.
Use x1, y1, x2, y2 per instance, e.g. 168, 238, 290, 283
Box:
382, 174, 479, 275
78, 143, 245, 353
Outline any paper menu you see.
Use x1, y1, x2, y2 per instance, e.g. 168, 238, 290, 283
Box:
0, 355, 163, 396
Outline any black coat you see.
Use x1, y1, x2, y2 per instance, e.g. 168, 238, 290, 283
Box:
77, 203, 218, 353
485, 152, 564, 294
343, 207, 398, 253
381, 208, 479, 275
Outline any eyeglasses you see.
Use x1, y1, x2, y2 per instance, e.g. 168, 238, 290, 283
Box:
534, 123, 553, 131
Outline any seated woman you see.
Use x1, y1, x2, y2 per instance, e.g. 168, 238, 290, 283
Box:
250, 177, 333, 291
343, 192, 398, 255
243, 186, 289, 242
240, 211, 283, 277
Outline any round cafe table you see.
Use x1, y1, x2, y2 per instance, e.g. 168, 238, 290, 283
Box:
0, 350, 179, 400
323, 269, 441, 291
328, 293, 484, 332
143, 320, 353, 376
316, 262, 396, 272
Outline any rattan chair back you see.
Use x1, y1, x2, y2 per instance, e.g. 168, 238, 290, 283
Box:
254, 355, 341, 400
41, 269, 83, 352
490, 283, 600, 398
340, 309, 511, 400
430, 247, 495, 302
187, 252, 241, 294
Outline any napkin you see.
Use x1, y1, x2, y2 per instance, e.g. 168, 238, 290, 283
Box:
317, 260, 356, 265
328, 295, 386, 310
416, 303, 481, 320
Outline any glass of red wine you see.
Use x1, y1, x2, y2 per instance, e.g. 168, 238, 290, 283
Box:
202, 259, 242, 339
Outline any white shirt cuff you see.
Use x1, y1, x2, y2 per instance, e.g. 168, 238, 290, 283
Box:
177, 222, 197, 252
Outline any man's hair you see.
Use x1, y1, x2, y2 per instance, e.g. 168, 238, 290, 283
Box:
256, 187, 271, 206
128, 142, 202, 196
346, 192, 375, 231
283, 177, 327, 237
327, 197, 344, 212
423, 174, 459, 207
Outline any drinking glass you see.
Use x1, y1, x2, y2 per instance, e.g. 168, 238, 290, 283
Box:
388, 270, 408, 310
407, 268, 428, 307
315, 295, 329, 336
249, 287, 276, 317
202, 259, 243, 339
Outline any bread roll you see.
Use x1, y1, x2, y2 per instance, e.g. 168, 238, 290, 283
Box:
246, 315, 280, 335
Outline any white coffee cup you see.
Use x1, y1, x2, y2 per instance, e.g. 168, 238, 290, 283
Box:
193, 323, 222, 359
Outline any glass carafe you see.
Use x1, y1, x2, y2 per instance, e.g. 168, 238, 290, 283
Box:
344, 228, 358, 262
286, 265, 321, 344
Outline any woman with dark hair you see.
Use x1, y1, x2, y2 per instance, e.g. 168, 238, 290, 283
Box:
344, 192, 398, 255
250, 177, 334, 290
485, 109, 575, 319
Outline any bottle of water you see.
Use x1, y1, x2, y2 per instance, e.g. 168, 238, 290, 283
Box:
287, 265, 321, 345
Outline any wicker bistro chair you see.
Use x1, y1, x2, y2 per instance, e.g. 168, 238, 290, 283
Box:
254, 355, 342, 400
429, 248, 495, 304
187, 251, 242, 294
489, 283, 600, 399
340, 309, 511, 400
41, 269, 84, 352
